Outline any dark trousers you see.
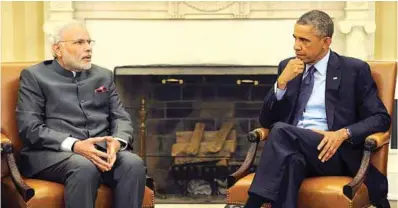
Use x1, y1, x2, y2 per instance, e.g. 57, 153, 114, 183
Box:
34, 151, 146, 208
249, 122, 347, 208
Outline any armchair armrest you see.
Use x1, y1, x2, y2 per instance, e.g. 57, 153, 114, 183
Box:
227, 128, 269, 187
1, 134, 12, 153
1, 133, 35, 201
343, 132, 389, 199
1, 135, 11, 178
366, 132, 390, 150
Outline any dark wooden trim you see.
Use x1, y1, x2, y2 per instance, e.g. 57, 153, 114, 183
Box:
343, 138, 377, 199
227, 138, 259, 188
1, 142, 35, 202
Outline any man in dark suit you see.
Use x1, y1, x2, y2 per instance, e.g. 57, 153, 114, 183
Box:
244, 10, 391, 208
16, 20, 146, 208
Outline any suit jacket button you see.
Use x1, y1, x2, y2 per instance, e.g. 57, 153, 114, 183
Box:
86, 113, 90, 116
80, 100, 85, 103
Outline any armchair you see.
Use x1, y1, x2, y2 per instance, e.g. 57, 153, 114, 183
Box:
1, 62, 155, 208
226, 61, 397, 208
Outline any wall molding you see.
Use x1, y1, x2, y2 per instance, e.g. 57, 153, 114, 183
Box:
70, 1, 346, 20
43, 1, 376, 61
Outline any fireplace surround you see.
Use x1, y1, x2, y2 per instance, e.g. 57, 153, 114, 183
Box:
114, 64, 277, 202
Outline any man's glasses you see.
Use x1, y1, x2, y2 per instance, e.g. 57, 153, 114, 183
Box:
58, 39, 95, 46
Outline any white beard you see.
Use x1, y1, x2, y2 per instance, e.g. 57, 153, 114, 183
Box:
62, 51, 91, 72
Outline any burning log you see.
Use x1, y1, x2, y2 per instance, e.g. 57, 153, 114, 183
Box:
172, 122, 236, 165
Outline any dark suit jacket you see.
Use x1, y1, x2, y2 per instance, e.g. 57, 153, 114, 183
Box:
259, 51, 391, 203
16, 60, 133, 177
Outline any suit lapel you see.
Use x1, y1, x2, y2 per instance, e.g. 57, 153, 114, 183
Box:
325, 51, 341, 130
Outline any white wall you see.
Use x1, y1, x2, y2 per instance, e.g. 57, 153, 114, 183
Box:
86, 19, 298, 70
43, 1, 372, 69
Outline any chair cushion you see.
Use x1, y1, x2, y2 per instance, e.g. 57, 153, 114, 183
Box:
227, 174, 370, 208
2, 176, 154, 208
299, 176, 369, 208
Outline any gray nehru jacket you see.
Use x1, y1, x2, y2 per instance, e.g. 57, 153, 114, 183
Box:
16, 60, 134, 177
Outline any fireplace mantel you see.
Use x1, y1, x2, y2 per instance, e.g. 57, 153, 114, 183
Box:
114, 65, 277, 75
43, 1, 376, 70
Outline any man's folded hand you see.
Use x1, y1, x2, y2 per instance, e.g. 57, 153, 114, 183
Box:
73, 137, 112, 172
106, 137, 120, 168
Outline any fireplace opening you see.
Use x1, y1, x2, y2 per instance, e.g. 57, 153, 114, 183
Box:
114, 65, 277, 203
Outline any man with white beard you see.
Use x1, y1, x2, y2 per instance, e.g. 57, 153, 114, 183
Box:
16, 20, 146, 208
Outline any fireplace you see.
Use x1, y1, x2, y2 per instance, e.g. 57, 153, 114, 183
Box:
114, 65, 277, 203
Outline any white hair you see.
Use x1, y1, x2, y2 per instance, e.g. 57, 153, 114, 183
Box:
45, 20, 86, 58
46, 20, 86, 45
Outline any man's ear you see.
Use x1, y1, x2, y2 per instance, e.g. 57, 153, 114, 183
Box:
52, 44, 62, 58
324, 37, 332, 48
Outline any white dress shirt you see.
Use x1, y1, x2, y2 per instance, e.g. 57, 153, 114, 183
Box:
274, 50, 330, 131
